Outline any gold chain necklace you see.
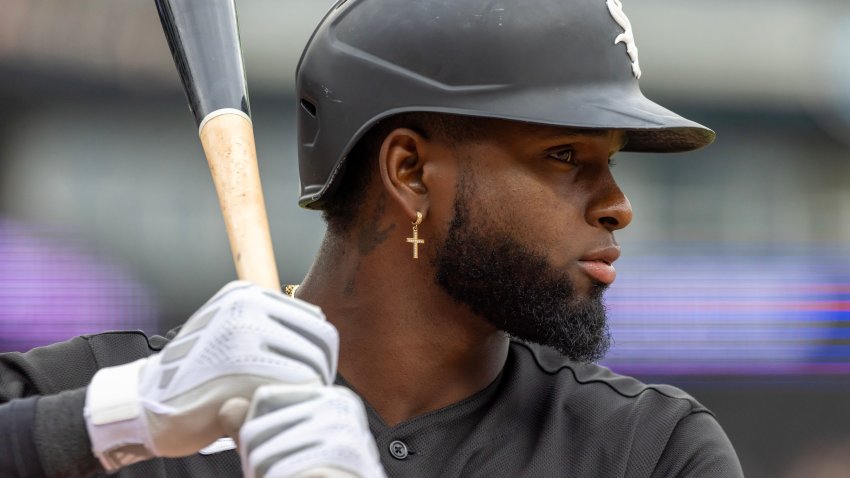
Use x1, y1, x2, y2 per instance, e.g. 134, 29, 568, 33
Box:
283, 284, 299, 298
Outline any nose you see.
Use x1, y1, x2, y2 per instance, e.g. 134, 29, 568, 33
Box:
586, 182, 633, 232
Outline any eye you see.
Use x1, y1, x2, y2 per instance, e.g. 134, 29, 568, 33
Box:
548, 148, 576, 164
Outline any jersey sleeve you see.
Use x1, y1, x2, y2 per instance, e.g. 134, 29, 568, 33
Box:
0, 336, 100, 401
1, 387, 101, 478
0, 396, 47, 477
0, 332, 164, 478
650, 411, 744, 478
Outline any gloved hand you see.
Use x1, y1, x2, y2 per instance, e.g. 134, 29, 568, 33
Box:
83, 281, 338, 472
240, 384, 387, 478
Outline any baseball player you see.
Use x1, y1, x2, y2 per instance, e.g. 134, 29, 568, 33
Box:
0, 0, 744, 477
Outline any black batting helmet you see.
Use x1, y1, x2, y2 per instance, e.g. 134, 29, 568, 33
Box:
296, 0, 714, 209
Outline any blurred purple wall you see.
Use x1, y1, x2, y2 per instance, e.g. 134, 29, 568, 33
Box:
0, 217, 159, 352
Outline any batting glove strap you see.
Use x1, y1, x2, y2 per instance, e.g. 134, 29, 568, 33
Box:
84, 358, 156, 472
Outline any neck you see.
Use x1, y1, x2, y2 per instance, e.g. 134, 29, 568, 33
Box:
297, 233, 509, 427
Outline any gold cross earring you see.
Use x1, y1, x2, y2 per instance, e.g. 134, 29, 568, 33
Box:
406, 212, 425, 259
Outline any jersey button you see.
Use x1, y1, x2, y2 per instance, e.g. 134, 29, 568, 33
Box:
389, 440, 409, 460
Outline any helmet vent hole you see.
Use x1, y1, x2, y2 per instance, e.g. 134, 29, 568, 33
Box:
300, 99, 317, 118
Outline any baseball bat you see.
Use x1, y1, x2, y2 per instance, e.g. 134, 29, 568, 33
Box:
155, 0, 280, 291
154, 5, 372, 476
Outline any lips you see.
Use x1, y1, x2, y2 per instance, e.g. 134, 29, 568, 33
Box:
577, 247, 621, 285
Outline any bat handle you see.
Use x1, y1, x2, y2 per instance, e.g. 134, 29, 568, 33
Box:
201, 114, 362, 478
199, 109, 280, 291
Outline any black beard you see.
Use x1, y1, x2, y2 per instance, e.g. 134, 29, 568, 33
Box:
433, 174, 611, 363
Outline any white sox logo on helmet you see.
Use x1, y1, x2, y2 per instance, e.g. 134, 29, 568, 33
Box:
606, 0, 641, 79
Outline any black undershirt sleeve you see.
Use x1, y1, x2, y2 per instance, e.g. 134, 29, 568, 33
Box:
651, 411, 744, 478
0, 396, 47, 477
0, 336, 111, 477
35, 387, 103, 477
0, 390, 101, 478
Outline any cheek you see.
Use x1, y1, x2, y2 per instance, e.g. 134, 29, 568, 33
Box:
483, 169, 592, 265
423, 153, 461, 237
472, 151, 546, 212
429, 170, 457, 214
487, 171, 581, 235
471, 168, 534, 226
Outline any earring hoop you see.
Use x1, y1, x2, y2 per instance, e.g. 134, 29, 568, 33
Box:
413, 211, 423, 226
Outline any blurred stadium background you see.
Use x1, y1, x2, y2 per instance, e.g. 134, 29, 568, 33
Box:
2, 1, 850, 476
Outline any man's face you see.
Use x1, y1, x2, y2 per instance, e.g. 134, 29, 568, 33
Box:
430, 121, 631, 362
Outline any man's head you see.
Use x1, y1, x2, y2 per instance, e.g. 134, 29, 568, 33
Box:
296, 0, 712, 362
322, 113, 629, 361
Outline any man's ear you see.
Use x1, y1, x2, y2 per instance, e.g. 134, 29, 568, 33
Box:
378, 128, 431, 220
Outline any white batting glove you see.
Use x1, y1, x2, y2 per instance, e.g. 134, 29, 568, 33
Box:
83, 281, 338, 472
240, 384, 387, 478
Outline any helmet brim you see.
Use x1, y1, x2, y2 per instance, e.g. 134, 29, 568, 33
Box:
379, 84, 715, 154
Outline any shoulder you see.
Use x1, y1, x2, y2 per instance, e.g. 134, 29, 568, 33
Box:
498, 341, 738, 476
508, 340, 708, 415
651, 411, 744, 477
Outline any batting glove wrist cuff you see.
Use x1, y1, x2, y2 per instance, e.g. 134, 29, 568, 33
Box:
84, 358, 156, 472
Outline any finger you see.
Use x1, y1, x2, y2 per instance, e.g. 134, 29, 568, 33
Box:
262, 436, 383, 478
243, 392, 369, 465
198, 280, 255, 312
229, 286, 338, 383
242, 387, 381, 478
240, 386, 326, 454
260, 326, 336, 385
263, 311, 337, 381
177, 283, 338, 385
219, 397, 251, 444
290, 466, 363, 478
258, 294, 338, 361
171, 281, 255, 341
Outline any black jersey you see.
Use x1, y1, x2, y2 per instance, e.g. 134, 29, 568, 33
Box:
0, 331, 742, 477
359, 341, 742, 477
